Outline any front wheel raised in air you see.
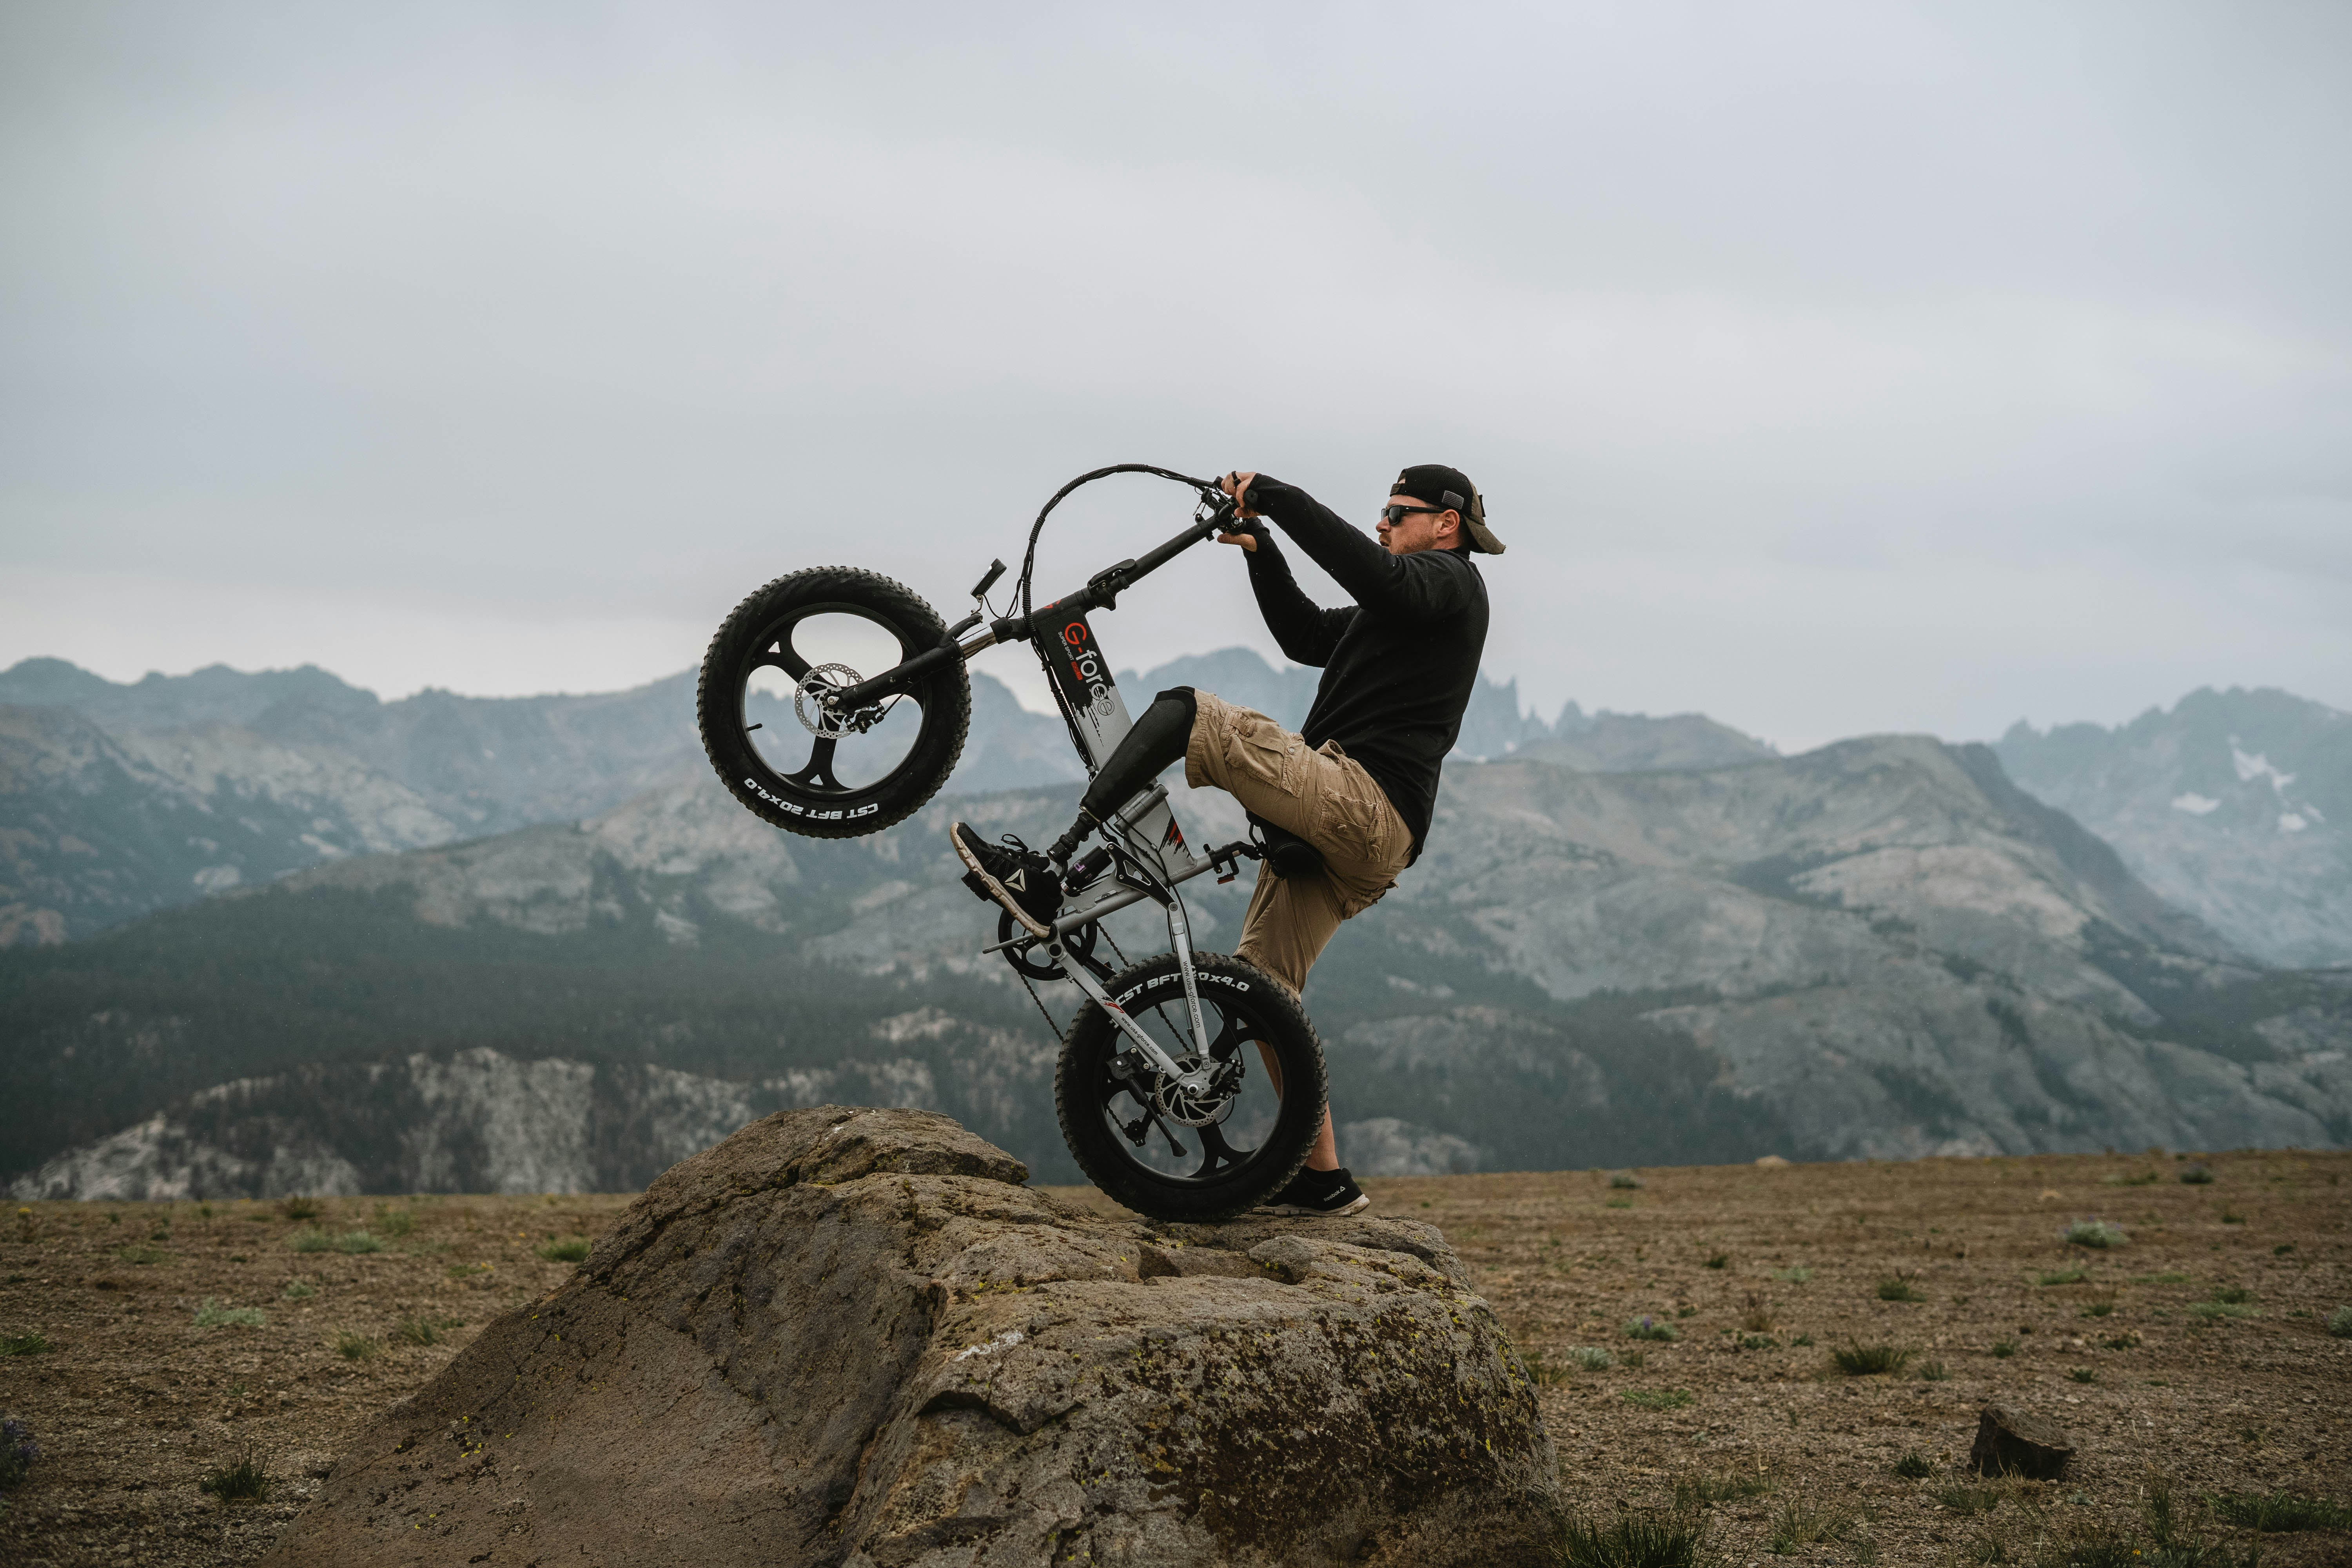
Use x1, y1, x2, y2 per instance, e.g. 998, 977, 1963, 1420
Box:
697, 566, 971, 838
1056, 951, 1326, 1222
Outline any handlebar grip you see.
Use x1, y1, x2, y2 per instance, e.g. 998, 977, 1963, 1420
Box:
971, 558, 1007, 599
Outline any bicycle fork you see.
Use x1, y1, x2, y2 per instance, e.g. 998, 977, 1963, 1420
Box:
1047, 891, 1210, 1085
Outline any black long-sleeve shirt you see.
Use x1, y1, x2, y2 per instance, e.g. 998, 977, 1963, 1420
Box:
1241, 475, 1489, 860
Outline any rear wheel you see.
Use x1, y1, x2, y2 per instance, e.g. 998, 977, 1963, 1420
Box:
697, 566, 970, 838
1055, 951, 1325, 1222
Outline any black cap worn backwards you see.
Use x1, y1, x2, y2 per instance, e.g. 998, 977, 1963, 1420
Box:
1391, 463, 1503, 554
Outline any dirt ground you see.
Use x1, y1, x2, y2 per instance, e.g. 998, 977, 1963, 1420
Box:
1, 1147, 2346, 1566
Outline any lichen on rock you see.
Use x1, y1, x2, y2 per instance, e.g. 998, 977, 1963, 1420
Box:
264, 1106, 1560, 1568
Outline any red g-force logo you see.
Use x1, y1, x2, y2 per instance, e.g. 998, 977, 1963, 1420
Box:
1051, 615, 1117, 720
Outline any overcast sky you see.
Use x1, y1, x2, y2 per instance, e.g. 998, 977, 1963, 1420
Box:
3, 2, 2347, 751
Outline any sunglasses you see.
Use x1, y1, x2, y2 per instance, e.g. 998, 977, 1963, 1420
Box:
1377, 503, 1449, 526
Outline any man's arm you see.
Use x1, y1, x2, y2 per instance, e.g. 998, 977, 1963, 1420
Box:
1232, 473, 1475, 622
1239, 526, 1355, 666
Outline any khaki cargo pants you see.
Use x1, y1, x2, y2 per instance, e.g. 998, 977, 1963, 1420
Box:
1182, 690, 1414, 996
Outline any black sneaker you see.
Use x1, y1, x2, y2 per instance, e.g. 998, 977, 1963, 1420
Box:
951, 822, 1063, 940
1262, 1165, 1370, 1217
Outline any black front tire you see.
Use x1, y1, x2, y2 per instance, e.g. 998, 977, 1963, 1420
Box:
697, 566, 970, 839
1056, 951, 1326, 1222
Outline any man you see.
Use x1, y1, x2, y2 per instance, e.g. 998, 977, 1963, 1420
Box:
954, 463, 1501, 1216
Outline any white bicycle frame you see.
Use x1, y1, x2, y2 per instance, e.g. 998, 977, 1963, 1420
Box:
972, 601, 1246, 1085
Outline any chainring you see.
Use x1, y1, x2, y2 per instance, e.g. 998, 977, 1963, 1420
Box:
997, 909, 1100, 981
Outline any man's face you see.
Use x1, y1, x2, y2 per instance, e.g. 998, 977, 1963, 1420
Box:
1376, 494, 1461, 557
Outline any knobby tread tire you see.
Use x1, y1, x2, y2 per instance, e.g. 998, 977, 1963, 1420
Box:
696, 566, 970, 839
1055, 951, 1326, 1222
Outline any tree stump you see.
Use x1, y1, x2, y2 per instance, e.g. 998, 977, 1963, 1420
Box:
1971, 1403, 2076, 1479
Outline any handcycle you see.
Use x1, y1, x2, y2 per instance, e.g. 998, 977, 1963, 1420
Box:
695, 465, 1328, 1220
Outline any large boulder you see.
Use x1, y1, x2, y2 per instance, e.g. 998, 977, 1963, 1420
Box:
264, 1107, 1560, 1567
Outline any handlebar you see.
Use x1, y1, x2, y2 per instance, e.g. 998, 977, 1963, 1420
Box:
821, 492, 1236, 714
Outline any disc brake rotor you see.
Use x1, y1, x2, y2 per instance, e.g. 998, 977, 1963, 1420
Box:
792, 662, 861, 737
1149, 1055, 1241, 1127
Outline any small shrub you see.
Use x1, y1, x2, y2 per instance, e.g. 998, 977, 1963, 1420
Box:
2102, 1330, 2141, 1351
280, 1196, 322, 1220
2078, 1292, 2117, 1318
2210, 1285, 2253, 1305
1675, 1305, 1697, 1318
1570, 1346, 1614, 1370
1737, 1333, 1777, 1351
2327, 1305, 2352, 1338
1623, 1316, 1680, 1342
1622, 1349, 1646, 1369
1877, 1272, 1927, 1303
393, 1316, 439, 1347
1605, 1197, 1633, 1209
0, 1332, 50, 1357
1990, 1338, 2018, 1358
2190, 1301, 2253, 1321
112, 1243, 173, 1265
198, 1448, 270, 1503
1702, 1252, 1728, 1270
535, 1236, 592, 1263
1917, 1360, 1951, 1382
375, 1207, 416, 1239
192, 1298, 266, 1329
1932, 1484, 2002, 1516
281, 1281, 316, 1300
1675, 1472, 1772, 1508
1609, 1171, 1643, 1189
2065, 1219, 2126, 1249
1831, 1342, 1911, 1376
1893, 1450, 1934, 1479
1622, 1388, 1694, 1410
1768, 1494, 1856, 1553
1770, 1266, 1812, 1283
333, 1331, 377, 1361
2039, 1523, 2145, 1567
2220, 1210, 2245, 1225
1558, 1508, 1706, 1568
1790, 1333, 1813, 1347
2178, 1164, 2213, 1184
0, 1415, 39, 1491
2036, 1267, 2088, 1287
2206, 1490, 2352, 1532
2273, 1243, 2295, 1256
2069, 1367, 2098, 1385
2106, 1170, 2160, 1186
2132, 1271, 2192, 1285
334, 1230, 382, 1255
289, 1229, 333, 1254
1740, 1291, 1774, 1332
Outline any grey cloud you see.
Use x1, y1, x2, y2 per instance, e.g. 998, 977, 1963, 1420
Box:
1, 1, 2346, 748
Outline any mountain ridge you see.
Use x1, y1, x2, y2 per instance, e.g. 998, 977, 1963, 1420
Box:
0, 650, 1775, 945
1994, 685, 2352, 966
10, 731, 2345, 1196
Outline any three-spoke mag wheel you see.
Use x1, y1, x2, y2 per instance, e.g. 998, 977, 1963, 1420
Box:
697, 566, 971, 838
1056, 951, 1326, 1221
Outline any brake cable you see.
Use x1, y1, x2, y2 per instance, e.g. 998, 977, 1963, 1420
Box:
1014, 464, 1221, 784
1005, 463, 1223, 1054
1014, 463, 1221, 617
